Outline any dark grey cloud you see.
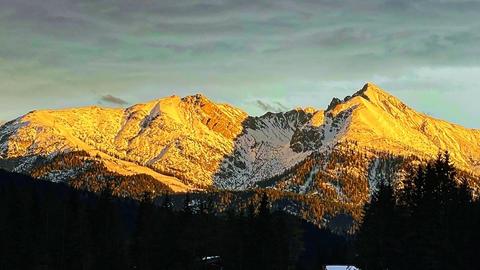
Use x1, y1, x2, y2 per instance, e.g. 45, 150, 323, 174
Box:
256, 100, 289, 112
275, 102, 289, 111
101, 94, 129, 105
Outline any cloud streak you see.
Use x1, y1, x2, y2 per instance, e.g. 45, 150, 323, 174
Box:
256, 100, 289, 113
101, 95, 129, 106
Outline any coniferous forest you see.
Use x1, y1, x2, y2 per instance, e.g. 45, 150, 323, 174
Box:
0, 169, 351, 270
355, 152, 480, 269
1, 152, 480, 269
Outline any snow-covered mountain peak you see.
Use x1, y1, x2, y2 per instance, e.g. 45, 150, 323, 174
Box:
351, 83, 409, 111
0, 83, 479, 198
293, 107, 319, 114
327, 82, 398, 107
354, 82, 387, 98
324, 83, 411, 121
180, 93, 211, 104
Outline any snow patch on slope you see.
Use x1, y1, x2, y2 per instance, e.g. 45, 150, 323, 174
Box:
299, 165, 319, 194
214, 113, 312, 189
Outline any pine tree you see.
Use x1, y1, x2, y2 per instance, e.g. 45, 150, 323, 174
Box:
91, 187, 125, 270
131, 192, 155, 270
183, 192, 193, 215
355, 179, 397, 270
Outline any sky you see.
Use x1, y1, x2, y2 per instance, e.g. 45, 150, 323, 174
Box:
0, 0, 479, 128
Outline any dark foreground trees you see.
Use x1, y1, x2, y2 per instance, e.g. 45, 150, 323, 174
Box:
355, 152, 480, 270
0, 169, 351, 270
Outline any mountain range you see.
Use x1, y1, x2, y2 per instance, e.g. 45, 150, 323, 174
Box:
1, 83, 479, 224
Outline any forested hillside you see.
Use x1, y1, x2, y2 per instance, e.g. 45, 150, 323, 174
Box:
0, 169, 352, 270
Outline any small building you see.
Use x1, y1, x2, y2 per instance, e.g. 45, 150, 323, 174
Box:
325, 266, 359, 270
199, 256, 223, 270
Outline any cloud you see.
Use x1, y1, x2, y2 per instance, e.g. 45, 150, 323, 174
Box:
256, 100, 289, 112
274, 101, 289, 111
100, 94, 128, 106
0, 0, 479, 128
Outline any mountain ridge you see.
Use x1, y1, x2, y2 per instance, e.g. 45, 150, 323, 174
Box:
0, 83, 479, 200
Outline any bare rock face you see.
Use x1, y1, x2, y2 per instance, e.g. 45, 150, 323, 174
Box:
1, 83, 479, 200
